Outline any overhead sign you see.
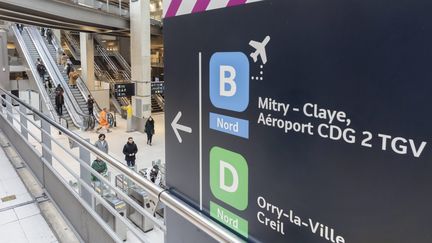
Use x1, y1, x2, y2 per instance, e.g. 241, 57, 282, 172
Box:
165, 1, 432, 242
114, 83, 135, 98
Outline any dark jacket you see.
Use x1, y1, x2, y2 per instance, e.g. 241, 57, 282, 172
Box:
37, 64, 46, 76
145, 119, 155, 135
123, 142, 138, 161
66, 64, 72, 76
55, 86, 64, 94
87, 98, 94, 109
91, 159, 107, 182
55, 93, 64, 106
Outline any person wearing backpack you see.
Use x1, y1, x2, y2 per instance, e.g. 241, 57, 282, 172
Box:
37, 63, 46, 80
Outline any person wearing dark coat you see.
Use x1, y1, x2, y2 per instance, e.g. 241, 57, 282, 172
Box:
122, 137, 138, 167
145, 116, 155, 146
87, 95, 95, 116
55, 84, 63, 95
66, 63, 73, 76
36, 63, 46, 79
46, 29, 53, 44
55, 91, 64, 116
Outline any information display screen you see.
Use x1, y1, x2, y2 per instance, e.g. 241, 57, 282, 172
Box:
114, 83, 135, 98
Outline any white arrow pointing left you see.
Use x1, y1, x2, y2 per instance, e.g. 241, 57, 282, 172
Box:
171, 111, 192, 143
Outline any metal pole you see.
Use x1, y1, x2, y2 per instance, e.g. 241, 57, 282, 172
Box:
119, 0, 122, 16
106, 0, 109, 12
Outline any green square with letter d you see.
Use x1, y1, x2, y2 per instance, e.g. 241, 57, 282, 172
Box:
210, 146, 248, 211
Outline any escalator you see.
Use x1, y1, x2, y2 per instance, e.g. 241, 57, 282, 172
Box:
10, 25, 58, 122
13, 25, 88, 129
94, 36, 165, 113
63, 31, 129, 115
43, 34, 91, 119
63, 30, 165, 113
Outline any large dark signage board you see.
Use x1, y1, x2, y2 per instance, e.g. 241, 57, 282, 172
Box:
165, 1, 432, 242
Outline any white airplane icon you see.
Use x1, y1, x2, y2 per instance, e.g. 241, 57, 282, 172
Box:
249, 36, 271, 64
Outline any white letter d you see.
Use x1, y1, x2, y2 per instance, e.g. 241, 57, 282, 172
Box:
220, 160, 238, 193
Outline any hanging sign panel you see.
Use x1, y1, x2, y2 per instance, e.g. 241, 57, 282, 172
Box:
165, 0, 432, 242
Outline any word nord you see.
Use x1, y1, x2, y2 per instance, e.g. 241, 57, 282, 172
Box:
217, 117, 239, 132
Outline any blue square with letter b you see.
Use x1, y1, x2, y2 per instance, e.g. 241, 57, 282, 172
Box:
210, 52, 249, 112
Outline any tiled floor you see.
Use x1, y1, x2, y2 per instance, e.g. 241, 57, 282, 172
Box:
0, 146, 57, 243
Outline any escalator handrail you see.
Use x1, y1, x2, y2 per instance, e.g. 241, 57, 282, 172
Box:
27, 26, 88, 129
51, 31, 102, 121
10, 26, 58, 121
94, 35, 131, 74
76, 77, 102, 120
63, 31, 81, 59
95, 45, 119, 74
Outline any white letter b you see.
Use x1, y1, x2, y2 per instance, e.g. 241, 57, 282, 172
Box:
219, 65, 237, 97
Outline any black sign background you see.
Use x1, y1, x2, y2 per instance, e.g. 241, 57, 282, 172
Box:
165, 1, 432, 242
114, 83, 135, 97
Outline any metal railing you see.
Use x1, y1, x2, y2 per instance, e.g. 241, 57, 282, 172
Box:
54, 0, 130, 17
112, 51, 131, 73
95, 44, 121, 74
0, 88, 243, 243
94, 35, 131, 81
62, 30, 81, 60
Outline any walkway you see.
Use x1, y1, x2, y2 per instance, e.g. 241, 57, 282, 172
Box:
0, 145, 57, 243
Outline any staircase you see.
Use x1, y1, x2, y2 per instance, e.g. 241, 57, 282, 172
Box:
151, 95, 163, 113
21, 30, 74, 128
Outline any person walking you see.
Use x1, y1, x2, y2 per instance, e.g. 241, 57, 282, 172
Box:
94, 133, 109, 153
87, 95, 94, 116
55, 91, 64, 116
40, 27, 45, 37
68, 68, 79, 88
95, 108, 111, 133
122, 137, 138, 168
145, 116, 155, 146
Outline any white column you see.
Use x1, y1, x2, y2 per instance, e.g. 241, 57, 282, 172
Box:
0, 28, 10, 90
80, 32, 95, 91
130, 0, 151, 130
53, 29, 61, 43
